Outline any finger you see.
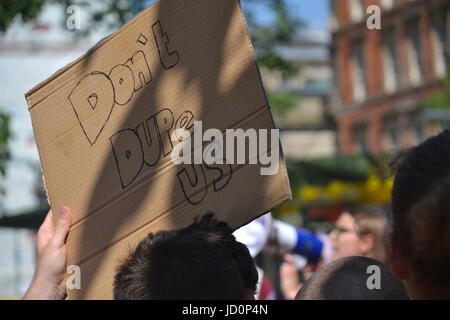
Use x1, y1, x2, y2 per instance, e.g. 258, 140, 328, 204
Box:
37, 210, 54, 253
283, 253, 294, 264
38, 210, 53, 235
51, 207, 72, 249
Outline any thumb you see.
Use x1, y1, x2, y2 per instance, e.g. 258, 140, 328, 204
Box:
283, 253, 295, 265
51, 206, 72, 249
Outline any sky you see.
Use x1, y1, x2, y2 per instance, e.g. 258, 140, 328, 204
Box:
147, 0, 331, 30
0, 0, 331, 214
0, 0, 332, 297
248, 0, 330, 30
288, 0, 330, 29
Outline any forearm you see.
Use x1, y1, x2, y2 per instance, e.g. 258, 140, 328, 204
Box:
23, 276, 66, 300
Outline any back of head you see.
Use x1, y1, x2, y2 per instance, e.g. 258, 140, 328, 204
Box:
391, 130, 450, 291
295, 256, 409, 300
113, 213, 258, 300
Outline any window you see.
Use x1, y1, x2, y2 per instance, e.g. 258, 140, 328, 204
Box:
382, 28, 399, 93
406, 18, 423, 86
383, 115, 400, 151
351, 40, 367, 103
353, 122, 369, 154
409, 111, 424, 145
330, 0, 338, 31
350, 0, 365, 22
432, 14, 448, 78
381, 0, 394, 10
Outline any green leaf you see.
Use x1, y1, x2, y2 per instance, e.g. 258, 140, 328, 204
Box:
268, 92, 298, 113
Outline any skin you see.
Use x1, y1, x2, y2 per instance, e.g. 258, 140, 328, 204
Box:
385, 233, 450, 300
24, 206, 255, 300
24, 207, 438, 300
281, 211, 376, 300
280, 253, 317, 300
280, 254, 302, 300
23, 207, 72, 300
329, 212, 374, 261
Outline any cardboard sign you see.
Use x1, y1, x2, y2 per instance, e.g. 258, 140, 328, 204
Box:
26, 0, 291, 299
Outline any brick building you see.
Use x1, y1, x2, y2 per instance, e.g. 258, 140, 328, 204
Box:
331, 0, 449, 154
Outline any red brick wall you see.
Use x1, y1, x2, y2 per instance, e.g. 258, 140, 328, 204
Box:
332, 0, 449, 155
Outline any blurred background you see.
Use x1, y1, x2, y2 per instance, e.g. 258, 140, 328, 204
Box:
0, 0, 448, 299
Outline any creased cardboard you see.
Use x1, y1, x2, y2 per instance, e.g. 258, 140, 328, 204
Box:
25, 0, 291, 299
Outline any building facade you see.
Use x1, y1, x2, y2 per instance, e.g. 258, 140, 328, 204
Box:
261, 29, 337, 160
331, 0, 449, 154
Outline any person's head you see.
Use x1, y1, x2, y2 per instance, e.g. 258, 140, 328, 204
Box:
295, 256, 409, 300
387, 130, 450, 299
329, 205, 387, 263
113, 213, 258, 300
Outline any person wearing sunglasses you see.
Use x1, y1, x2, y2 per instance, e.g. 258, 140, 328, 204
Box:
329, 205, 387, 263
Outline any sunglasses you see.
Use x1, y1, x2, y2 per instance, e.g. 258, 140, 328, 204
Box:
332, 225, 356, 235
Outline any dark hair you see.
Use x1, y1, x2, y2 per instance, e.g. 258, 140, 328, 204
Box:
390, 130, 450, 287
113, 213, 258, 300
295, 256, 409, 300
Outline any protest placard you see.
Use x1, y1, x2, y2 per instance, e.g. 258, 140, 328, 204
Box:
26, 0, 291, 299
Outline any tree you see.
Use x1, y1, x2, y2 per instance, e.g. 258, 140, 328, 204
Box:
0, 111, 10, 197
0, 0, 300, 73
0, 0, 46, 31
0, 0, 302, 225
244, 0, 302, 75
426, 3, 450, 112
426, 73, 450, 110
0, 0, 302, 115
